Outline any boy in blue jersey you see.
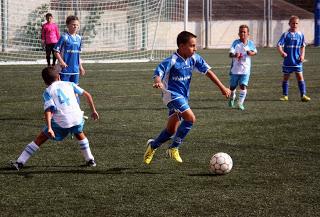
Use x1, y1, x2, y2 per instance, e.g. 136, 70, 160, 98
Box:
10, 66, 99, 170
54, 15, 85, 85
143, 31, 231, 164
277, 15, 310, 102
228, 25, 257, 111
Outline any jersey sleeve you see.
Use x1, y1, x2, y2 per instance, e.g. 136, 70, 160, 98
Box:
54, 33, 66, 52
71, 83, 84, 95
229, 40, 238, 54
194, 54, 211, 74
248, 40, 257, 53
43, 90, 56, 112
277, 33, 286, 47
153, 57, 172, 79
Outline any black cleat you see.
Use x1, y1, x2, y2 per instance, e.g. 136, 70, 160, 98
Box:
10, 161, 24, 171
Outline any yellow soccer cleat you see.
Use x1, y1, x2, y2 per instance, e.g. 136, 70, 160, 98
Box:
280, 95, 288, 101
301, 95, 311, 102
166, 148, 183, 163
143, 139, 156, 165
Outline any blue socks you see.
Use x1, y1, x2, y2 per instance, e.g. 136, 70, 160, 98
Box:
282, 81, 289, 96
283, 80, 307, 97
169, 120, 193, 148
150, 129, 173, 149
298, 80, 306, 96
151, 120, 194, 149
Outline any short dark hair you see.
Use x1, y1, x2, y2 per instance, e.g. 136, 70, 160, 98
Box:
239, 24, 249, 33
66, 15, 79, 25
45, 13, 53, 19
177, 31, 197, 47
42, 66, 59, 86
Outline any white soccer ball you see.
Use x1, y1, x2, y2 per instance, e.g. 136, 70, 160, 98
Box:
209, 152, 233, 175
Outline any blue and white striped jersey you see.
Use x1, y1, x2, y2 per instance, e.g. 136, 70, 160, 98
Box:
153, 52, 211, 105
54, 33, 82, 74
43, 81, 84, 128
229, 39, 257, 75
277, 31, 306, 71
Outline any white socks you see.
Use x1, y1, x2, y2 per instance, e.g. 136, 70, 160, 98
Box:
17, 141, 39, 164
238, 89, 247, 105
78, 138, 94, 161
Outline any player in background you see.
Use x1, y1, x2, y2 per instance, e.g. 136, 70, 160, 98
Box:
54, 15, 85, 87
228, 24, 257, 111
277, 15, 310, 102
10, 66, 99, 170
41, 13, 60, 66
143, 31, 231, 164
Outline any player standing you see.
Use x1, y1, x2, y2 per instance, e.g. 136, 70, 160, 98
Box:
10, 66, 99, 170
277, 15, 310, 102
54, 15, 85, 86
228, 24, 257, 110
41, 13, 60, 66
143, 31, 231, 164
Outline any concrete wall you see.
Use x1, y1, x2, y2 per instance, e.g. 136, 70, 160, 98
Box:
153, 19, 314, 49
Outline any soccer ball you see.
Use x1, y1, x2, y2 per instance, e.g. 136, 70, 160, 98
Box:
209, 152, 233, 175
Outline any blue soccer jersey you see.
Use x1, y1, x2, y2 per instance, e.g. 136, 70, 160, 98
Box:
277, 31, 306, 72
153, 52, 211, 105
54, 33, 82, 74
229, 39, 257, 75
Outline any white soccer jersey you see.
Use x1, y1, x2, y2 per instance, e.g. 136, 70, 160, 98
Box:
43, 81, 84, 128
230, 39, 257, 75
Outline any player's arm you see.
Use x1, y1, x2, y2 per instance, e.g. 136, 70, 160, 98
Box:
45, 109, 55, 138
79, 59, 85, 76
277, 45, 287, 58
82, 90, 99, 120
206, 70, 231, 98
246, 50, 257, 56
299, 46, 305, 62
54, 52, 67, 68
153, 76, 163, 89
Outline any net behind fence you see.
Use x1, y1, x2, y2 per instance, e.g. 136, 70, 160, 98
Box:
0, 0, 184, 63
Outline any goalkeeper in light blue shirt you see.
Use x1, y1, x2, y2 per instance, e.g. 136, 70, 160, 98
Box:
277, 15, 310, 102
143, 31, 231, 165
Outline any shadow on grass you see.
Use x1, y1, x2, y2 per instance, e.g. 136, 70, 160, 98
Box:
188, 173, 221, 177
0, 165, 160, 178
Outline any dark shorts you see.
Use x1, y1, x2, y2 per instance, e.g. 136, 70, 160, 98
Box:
60, 73, 80, 84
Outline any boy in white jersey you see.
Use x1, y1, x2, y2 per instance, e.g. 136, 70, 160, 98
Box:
228, 25, 257, 111
143, 31, 231, 164
10, 66, 99, 170
277, 15, 310, 102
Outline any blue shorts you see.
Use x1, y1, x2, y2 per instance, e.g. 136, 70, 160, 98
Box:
60, 73, 80, 84
167, 97, 190, 117
229, 74, 250, 89
282, 67, 303, 74
43, 119, 84, 141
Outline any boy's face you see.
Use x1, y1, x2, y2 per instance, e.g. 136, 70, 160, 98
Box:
289, 19, 299, 32
46, 16, 53, 23
179, 37, 197, 58
67, 20, 79, 34
238, 27, 249, 42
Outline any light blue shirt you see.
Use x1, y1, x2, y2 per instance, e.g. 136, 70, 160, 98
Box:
153, 52, 211, 105
54, 33, 82, 74
229, 39, 257, 75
